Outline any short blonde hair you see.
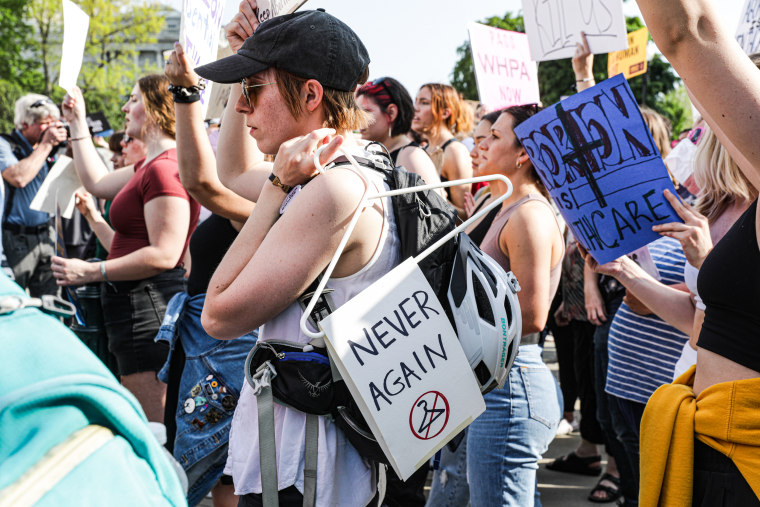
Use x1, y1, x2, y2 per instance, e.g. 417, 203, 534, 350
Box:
273, 67, 371, 131
693, 126, 757, 222
14, 94, 60, 129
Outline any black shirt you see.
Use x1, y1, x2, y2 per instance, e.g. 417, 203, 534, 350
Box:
186, 214, 239, 297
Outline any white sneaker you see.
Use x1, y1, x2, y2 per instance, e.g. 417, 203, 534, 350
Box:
556, 418, 574, 435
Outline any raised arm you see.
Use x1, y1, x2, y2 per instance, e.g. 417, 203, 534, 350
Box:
62, 87, 134, 199
584, 252, 695, 335
635, 0, 760, 184
212, 0, 271, 202
166, 42, 254, 222
573, 32, 596, 92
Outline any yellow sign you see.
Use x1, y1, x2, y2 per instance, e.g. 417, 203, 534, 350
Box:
608, 27, 649, 79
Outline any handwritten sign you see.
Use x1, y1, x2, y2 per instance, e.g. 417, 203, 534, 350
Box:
256, 0, 307, 23
736, 0, 760, 54
521, 0, 628, 61
59, 0, 90, 91
608, 27, 649, 79
513, 74, 682, 264
467, 22, 540, 109
319, 259, 485, 480
180, 0, 226, 116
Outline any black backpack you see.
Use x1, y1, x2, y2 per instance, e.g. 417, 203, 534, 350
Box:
245, 146, 459, 500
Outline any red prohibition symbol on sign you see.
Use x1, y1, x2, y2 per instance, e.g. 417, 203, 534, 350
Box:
409, 391, 450, 440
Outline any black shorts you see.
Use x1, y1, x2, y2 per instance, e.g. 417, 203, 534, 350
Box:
101, 268, 186, 376
693, 438, 760, 506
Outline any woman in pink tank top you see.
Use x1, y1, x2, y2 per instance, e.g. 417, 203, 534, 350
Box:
464, 105, 564, 507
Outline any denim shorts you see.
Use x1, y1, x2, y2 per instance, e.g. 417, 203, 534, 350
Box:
101, 268, 186, 376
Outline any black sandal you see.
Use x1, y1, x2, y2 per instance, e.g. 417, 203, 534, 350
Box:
546, 451, 602, 476
588, 473, 622, 503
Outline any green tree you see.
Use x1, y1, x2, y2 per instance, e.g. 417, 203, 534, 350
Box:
452, 13, 683, 136
1, 0, 168, 132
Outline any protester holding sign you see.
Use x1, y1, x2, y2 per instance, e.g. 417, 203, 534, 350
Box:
628, 0, 760, 503
412, 83, 473, 213
463, 105, 563, 506
50, 77, 201, 424
196, 5, 399, 506
356, 77, 441, 189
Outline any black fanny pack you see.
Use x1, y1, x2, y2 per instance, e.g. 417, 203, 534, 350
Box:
245, 339, 390, 465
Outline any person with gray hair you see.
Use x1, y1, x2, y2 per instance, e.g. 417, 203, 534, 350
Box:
0, 94, 68, 297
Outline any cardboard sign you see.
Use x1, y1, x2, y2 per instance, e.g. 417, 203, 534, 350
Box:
513, 74, 682, 264
30, 156, 83, 220
608, 27, 649, 79
180, 0, 226, 116
59, 0, 90, 91
319, 259, 485, 480
521, 0, 628, 61
736, 0, 760, 54
467, 22, 540, 109
255, 0, 307, 23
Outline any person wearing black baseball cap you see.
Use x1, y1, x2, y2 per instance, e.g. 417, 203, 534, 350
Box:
196, 3, 400, 506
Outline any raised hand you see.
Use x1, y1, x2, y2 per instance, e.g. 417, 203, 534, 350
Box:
651, 189, 712, 268
61, 86, 88, 126
572, 31, 594, 89
165, 42, 201, 88
273, 128, 345, 188
226, 0, 259, 53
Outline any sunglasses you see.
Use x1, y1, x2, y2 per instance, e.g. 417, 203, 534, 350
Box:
30, 98, 54, 109
240, 79, 277, 108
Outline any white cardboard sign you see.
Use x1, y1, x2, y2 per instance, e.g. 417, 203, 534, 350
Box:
180, 0, 226, 116
319, 259, 485, 480
30, 156, 83, 219
521, 0, 628, 61
736, 0, 760, 55
467, 22, 540, 109
59, 0, 90, 91
255, 0, 307, 23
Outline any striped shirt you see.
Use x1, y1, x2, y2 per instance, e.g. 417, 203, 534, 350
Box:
605, 237, 688, 404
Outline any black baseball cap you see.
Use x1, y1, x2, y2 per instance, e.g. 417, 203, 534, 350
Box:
195, 10, 370, 92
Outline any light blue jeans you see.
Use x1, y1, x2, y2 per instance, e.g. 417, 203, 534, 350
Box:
466, 344, 561, 507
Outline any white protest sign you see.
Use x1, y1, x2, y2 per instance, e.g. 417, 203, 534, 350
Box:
467, 22, 540, 109
30, 156, 83, 219
255, 0, 307, 23
736, 0, 760, 54
319, 259, 485, 480
58, 0, 89, 91
180, 0, 226, 116
521, 0, 627, 61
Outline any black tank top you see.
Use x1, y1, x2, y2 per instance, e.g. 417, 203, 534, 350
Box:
697, 199, 760, 371
186, 214, 239, 296
389, 141, 421, 166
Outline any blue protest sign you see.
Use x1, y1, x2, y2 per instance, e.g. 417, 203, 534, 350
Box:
513, 74, 682, 264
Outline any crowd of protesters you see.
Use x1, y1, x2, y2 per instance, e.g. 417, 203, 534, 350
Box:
2, 0, 759, 505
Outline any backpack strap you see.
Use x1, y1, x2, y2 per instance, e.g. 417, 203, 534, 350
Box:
252, 362, 280, 507
302, 413, 319, 507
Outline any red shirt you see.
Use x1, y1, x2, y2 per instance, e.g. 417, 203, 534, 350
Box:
108, 149, 200, 265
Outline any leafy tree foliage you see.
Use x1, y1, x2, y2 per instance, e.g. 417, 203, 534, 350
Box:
1, 0, 167, 133
451, 12, 685, 137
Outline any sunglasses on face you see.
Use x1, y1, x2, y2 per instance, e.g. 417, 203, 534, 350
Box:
240, 79, 277, 108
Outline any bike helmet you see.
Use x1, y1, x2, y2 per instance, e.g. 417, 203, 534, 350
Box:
447, 232, 522, 394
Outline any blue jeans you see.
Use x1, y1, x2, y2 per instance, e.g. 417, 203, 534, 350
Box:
466, 344, 561, 507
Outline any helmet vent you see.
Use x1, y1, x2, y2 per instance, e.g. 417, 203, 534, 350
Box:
474, 360, 492, 387
472, 275, 495, 325
504, 295, 513, 326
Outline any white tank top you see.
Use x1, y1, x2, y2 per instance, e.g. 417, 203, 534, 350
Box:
225, 157, 401, 506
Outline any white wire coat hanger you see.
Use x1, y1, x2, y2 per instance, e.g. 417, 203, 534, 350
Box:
299, 145, 514, 339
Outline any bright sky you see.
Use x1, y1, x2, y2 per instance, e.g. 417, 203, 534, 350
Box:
170, 0, 746, 98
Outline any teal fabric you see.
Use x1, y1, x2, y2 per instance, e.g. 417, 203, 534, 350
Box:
0, 273, 186, 505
